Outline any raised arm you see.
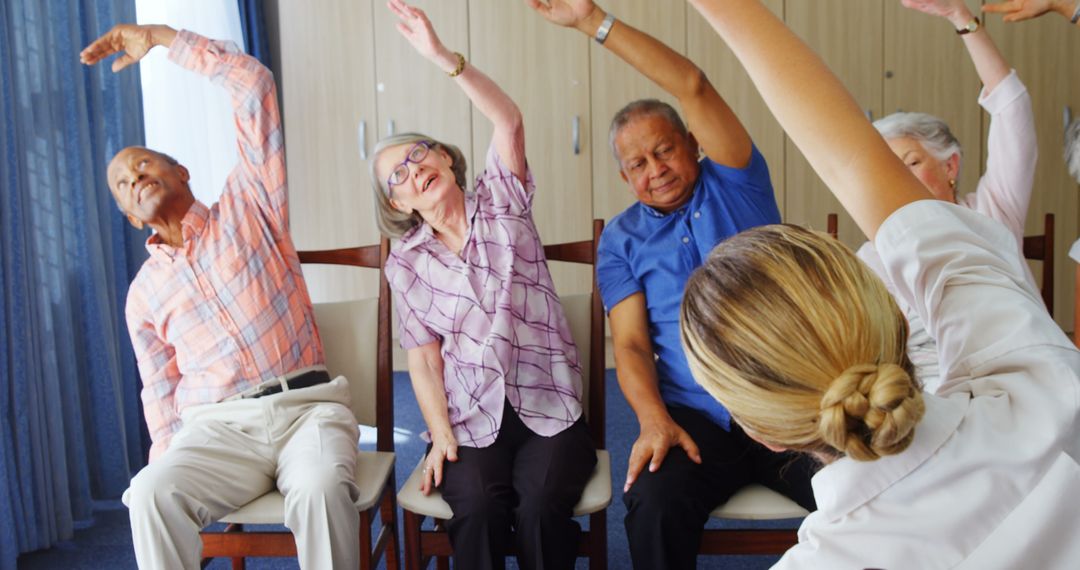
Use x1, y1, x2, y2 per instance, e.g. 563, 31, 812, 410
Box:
686, 0, 930, 239
529, 0, 751, 167
984, 0, 1080, 25
390, 0, 525, 181
903, 0, 1010, 93
405, 342, 458, 496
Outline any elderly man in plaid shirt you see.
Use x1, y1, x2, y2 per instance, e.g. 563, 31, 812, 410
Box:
81, 24, 360, 569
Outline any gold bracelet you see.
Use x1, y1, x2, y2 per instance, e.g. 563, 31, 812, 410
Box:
448, 51, 466, 78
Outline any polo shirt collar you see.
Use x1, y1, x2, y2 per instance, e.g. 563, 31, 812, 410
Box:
396, 191, 478, 253
639, 172, 706, 219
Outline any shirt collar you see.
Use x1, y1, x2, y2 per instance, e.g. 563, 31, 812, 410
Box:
144, 201, 210, 260
809, 394, 968, 522
396, 191, 478, 253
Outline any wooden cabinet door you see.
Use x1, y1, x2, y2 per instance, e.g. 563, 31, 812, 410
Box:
277, 0, 380, 302
373, 0, 472, 152
589, 0, 688, 221
784, 0, 884, 248
988, 15, 1080, 330
687, 0, 786, 217
469, 0, 594, 294
883, 0, 983, 199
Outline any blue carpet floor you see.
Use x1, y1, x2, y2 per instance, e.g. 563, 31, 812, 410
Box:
18, 371, 797, 569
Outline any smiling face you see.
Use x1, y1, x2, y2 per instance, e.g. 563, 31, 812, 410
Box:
613, 114, 701, 213
107, 146, 192, 229
373, 141, 460, 216
885, 136, 960, 203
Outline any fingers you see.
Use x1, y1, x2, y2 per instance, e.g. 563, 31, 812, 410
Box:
525, 0, 551, 19
445, 443, 458, 463
981, 1, 1018, 14
80, 31, 121, 65
111, 53, 136, 73
677, 432, 703, 465
623, 442, 652, 492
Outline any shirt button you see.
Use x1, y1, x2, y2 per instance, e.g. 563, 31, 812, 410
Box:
682, 237, 690, 244
694, 211, 701, 219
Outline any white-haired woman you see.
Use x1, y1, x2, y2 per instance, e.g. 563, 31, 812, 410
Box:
370, 2, 595, 569
856, 0, 1037, 393
680, 0, 1080, 567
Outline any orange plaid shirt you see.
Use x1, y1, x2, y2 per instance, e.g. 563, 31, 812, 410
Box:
125, 31, 323, 461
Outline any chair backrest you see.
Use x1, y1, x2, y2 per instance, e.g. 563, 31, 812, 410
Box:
826, 213, 838, 240
543, 219, 606, 448
298, 240, 394, 453
1023, 213, 1054, 316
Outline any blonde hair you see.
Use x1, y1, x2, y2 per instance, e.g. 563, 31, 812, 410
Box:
368, 133, 469, 239
680, 224, 924, 462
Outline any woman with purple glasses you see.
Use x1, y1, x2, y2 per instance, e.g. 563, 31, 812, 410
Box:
368, 2, 595, 569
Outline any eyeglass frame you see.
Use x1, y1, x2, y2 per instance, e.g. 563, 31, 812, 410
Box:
385, 141, 433, 197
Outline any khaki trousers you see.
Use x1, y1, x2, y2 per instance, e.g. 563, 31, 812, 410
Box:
123, 376, 361, 569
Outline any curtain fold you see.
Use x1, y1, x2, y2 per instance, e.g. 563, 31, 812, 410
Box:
238, 0, 272, 69
0, 1, 147, 567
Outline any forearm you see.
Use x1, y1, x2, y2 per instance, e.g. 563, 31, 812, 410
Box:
1055, 0, 1080, 21
945, 6, 1010, 93
614, 344, 674, 427
687, 0, 928, 239
429, 48, 523, 138
407, 349, 455, 439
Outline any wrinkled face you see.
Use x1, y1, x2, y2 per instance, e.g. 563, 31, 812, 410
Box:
614, 114, 701, 213
886, 137, 959, 202
107, 146, 191, 229
374, 141, 459, 216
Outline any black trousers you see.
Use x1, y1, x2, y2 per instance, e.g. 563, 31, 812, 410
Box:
438, 402, 597, 570
623, 405, 818, 570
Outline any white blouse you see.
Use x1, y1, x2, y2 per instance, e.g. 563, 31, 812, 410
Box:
779, 201, 1080, 570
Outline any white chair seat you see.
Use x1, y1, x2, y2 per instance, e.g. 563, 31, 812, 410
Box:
398, 450, 611, 519
219, 450, 394, 525
708, 483, 810, 521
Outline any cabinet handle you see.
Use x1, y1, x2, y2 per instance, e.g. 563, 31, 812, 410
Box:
387, 119, 396, 137
572, 115, 581, 155
358, 120, 367, 160
864, 109, 873, 122
1065, 106, 1073, 129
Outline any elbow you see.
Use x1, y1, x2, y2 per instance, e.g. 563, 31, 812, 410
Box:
681, 67, 711, 101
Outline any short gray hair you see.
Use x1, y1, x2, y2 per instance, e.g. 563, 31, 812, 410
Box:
1065, 119, 1080, 184
873, 112, 963, 178
608, 99, 689, 163
368, 132, 468, 239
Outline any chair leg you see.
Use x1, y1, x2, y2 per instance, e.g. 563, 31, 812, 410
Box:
360, 510, 374, 570
433, 518, 449, 570
404, 510, 425, 570
231, 558, 246, 570
226, 523, 245, 570
381, 488, 401, 570
590, 511, 607, 570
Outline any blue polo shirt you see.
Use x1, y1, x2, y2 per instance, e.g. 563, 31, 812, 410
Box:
597, 146, 780, 429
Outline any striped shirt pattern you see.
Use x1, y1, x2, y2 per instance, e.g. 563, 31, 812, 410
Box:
385, 145, 583, 448
125, 31, 322, 461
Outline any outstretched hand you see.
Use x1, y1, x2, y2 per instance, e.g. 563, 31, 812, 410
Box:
983, 0, 1067, 22
526, 0, 601, 30
388, 0, 450, 65
900, 0, 972, 20
80, 24, 175, 72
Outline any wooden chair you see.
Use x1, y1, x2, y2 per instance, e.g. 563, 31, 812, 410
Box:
397, 219, 612, 570
1023, 213, 1054, 316
826, 212, 838, 240
200, 241, 400, 570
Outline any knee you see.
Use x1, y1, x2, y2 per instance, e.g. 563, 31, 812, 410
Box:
516, 487, 575, 527
623, 471, 703, 524
125, 465, 199, 522
450, 493, 513, 527
284, 463, 357, 506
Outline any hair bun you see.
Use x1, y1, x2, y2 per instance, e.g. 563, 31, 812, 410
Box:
818, 363, 924, 461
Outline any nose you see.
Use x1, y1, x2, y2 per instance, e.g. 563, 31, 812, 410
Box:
646, 157, 667, 179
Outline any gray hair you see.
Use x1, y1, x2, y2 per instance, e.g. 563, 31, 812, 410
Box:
1065, 119, 1080, 184
368, 132, 468, 239
873, 112, 963, 178
608, 99, 689, 163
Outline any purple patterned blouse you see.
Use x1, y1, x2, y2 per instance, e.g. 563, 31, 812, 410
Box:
385, 145, 584, 448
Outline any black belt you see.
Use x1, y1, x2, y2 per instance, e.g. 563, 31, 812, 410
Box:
245, 369, 332, 399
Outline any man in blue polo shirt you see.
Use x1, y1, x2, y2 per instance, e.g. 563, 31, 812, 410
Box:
531, 1, 818, 568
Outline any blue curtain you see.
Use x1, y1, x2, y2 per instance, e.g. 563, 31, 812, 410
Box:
0, 1, 147, 568
238, 0, 272, 68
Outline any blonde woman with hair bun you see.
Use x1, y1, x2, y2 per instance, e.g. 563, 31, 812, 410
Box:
683, 0, 1080, 568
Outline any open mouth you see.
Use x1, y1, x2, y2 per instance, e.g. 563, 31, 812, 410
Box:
136, 181, 159, 203
422, 174, 437, 193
